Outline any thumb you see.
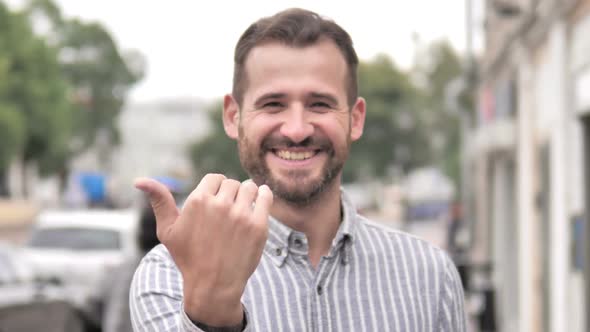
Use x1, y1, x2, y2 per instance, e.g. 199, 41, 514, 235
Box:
252, 185, 273, 225
134, 177, 179, 238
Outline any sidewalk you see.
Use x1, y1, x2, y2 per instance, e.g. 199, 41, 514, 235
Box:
0, 200, 38, 244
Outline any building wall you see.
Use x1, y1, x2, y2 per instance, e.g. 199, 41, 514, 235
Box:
568, 2, 590, 330
491, 156, 519, 332
516, 53, 540, 332
474, 1, 588, 331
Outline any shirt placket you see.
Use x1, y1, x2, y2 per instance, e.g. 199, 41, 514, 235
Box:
310, 241, 348, 332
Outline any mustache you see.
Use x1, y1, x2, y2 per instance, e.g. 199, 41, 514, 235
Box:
260, 135, 333, 151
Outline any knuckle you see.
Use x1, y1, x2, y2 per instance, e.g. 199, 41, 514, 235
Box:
205, 173, 226, 181
229, 207, 250, 222
223, 179, 241, 187
186, 192, 206, 207
150, 198, 165, 211
240, 181, 258, 194
211, 197, 231, 210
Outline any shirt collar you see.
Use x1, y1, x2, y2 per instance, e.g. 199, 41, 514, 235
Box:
263, 189, 358, 267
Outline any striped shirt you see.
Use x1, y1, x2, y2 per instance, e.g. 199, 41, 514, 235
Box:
130, 191, 466, 331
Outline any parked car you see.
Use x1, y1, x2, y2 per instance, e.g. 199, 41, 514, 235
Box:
0, 242, 37, 307
0, 242, 82, 331
22, 209, 140, 329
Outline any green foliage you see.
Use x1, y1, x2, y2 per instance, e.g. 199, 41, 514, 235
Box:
25, 0, 144, 153
0, 0, 143, 190
0, 1, 72, 175
58, 19, 143, 150
190, 102, 247, 181
0, 105, 25, 170
412, 40, 469, 185
343, 54, 430, 182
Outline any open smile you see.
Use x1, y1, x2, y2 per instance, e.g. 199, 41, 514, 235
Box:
273, 149, 319, 161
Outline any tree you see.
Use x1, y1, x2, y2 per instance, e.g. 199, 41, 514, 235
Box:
411, 41, 470, 185
0, 1, 72, 195
25, 0, 145, 159
343, 54, 430, 182
0, 0, 143, 197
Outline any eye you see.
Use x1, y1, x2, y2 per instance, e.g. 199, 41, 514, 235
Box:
309, 101, 331, 112
260, 101, 285, 113
264, 101, 284, 108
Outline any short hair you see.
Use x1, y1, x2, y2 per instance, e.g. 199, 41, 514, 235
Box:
137, 204, 160, 253
232, 8, 359, 107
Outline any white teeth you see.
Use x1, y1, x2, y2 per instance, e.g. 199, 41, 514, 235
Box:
276, 150, 314, 160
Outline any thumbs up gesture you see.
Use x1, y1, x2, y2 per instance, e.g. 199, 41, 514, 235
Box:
135, 174, 273, 326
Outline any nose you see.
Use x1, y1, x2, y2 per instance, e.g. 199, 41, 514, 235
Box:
279, 106, 314, 143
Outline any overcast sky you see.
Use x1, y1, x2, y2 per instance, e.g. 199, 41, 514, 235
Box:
8, 0, 483, 103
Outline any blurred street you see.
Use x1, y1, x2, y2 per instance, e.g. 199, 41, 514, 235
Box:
2, 0, 590, 331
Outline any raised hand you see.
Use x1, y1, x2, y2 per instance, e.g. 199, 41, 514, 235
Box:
135, 174, 273, 326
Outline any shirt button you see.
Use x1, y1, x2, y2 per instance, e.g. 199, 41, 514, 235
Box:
316, 285, 323, 295
293, 238, 303, 248
275, 248, 283, 256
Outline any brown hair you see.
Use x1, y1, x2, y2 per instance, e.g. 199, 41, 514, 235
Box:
232, 8, 359, 107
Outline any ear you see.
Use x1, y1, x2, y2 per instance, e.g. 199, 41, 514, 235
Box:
223, 94, 240, 140
350, 97, 366, 141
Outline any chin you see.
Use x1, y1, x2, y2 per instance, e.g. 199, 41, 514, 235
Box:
268, 173, 336, 205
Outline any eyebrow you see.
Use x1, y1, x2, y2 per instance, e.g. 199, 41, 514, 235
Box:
253, 92, 340, 107
254, 93, 287, 106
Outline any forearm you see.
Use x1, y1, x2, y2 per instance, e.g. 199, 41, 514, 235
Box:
129, 247, 251, 332
183, 283, 244, 326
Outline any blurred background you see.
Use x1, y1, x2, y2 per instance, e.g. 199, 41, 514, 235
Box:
0, 0, 588, 331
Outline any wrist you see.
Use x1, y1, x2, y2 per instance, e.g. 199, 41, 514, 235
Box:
192, 310, 246, 332
183, 287, 244, 326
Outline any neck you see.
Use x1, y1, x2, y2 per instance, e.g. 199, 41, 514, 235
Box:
270, 181, 342, 268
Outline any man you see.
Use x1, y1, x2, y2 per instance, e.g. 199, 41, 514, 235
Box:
131, 8, 466, 332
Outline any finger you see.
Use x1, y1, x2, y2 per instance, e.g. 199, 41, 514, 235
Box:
252, 185, 273, 225
134, 177, 179, 235
216, 179, 241, 203
195, 173, 227, 195
181, 174, 227, 214
234, 180, 258, 209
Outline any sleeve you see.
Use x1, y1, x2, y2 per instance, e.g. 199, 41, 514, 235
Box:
437, 253, 468, 332
129, 245, 252, 332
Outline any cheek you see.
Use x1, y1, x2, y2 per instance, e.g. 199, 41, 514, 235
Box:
318, 117, 351, 145
240, 118, 275, 145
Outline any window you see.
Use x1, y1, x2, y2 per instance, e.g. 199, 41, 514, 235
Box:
29, 227, 121, 251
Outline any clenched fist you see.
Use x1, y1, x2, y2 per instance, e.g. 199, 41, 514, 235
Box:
135, 174, 273, 326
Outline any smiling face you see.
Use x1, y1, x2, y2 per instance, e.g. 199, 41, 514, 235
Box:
223, 40, 365, 205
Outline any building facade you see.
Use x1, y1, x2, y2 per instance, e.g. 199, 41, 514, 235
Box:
469, 0, 590, 331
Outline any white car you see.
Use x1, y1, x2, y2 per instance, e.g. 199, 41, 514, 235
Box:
23, 209, 140, 328
0, 243, 38, 307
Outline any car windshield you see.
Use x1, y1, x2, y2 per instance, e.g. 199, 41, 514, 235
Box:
28, 227, 121, 250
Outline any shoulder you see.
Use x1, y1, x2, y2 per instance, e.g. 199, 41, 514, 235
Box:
354, 215, 454, 270
356, 215, 445, 253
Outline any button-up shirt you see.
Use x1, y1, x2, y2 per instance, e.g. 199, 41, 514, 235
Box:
130, 191, 466, 331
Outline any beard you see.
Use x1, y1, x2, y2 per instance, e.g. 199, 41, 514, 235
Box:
238, 129, 349, 206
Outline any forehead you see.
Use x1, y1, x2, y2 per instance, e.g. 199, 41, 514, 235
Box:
242, 40, 348, 101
